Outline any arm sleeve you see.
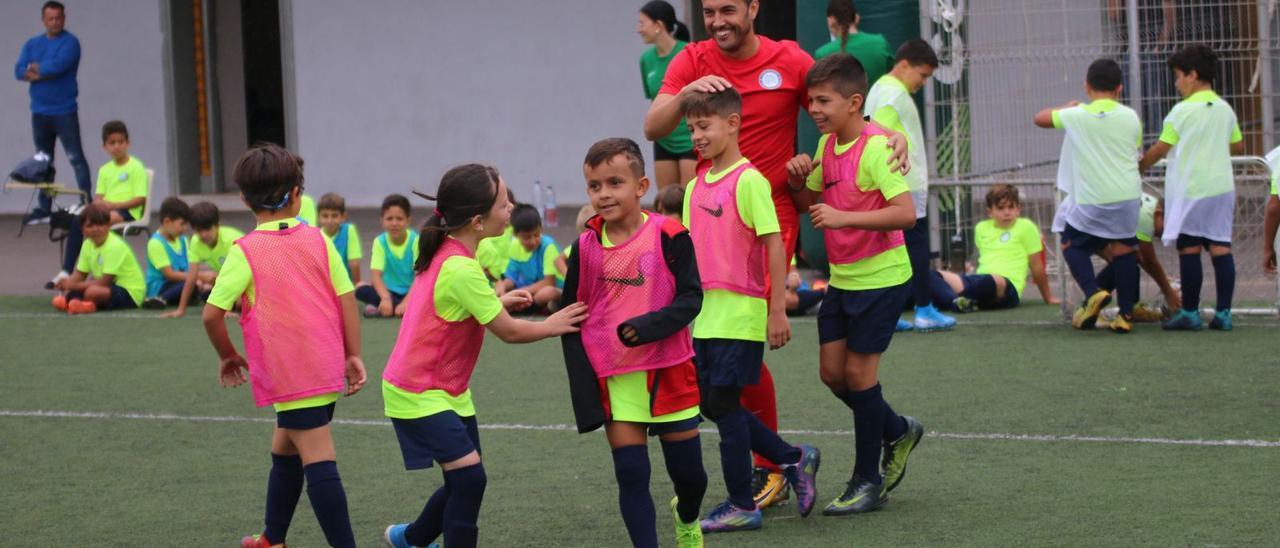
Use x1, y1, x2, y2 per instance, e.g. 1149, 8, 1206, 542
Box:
872, 105, 903, 133
347, 225, 363, 260
864, 139, 910, 200
1019, 219, 1045, 254
657, 47, 695, 96
207, 247, 250, 310
1158, 121, 1179, 146
147, 238, 170, 270
93, 164, 105, 196
326, 237, 354, 296
14, 40, 30, 81
37, 35, 79, 78
369, 237, 386, 271
738, 170, 780, 236
445, 259, 503, 324
1051, 109, 1064, 129
541, 241, 561, 278
1231, 121, 1244, 144
617, 230, 703, 346
805, 135, 829, 192
557, 240, 608, 433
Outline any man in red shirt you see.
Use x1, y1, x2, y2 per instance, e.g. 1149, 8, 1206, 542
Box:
644, 0, 908, 511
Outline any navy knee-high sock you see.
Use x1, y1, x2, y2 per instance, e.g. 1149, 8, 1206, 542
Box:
1064, 245, 1099, 296
1096, 262, 1115, 291
879, 388, 907, 442
1180, 253, 1203, 312
840, 386, 886, 484
660, 435, 707, 524
612, 445, 657, 548
907, 231, 932, 307
263, 453, 304, 544
441, 464, 487, 548
712, 409, 755, 509
744, 411, 801, 466
303, 461, 355, 548
928, 271, 958, 310
1211, 254, 1235, 311
1113, 252, 1139, 316
404, 483, 450, 547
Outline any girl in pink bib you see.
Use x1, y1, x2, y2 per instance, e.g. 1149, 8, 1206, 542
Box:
380, 164, 586, 548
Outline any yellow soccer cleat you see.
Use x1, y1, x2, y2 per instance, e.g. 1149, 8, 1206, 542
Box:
1071, 290, 1111, 330
751, 468, 790, 509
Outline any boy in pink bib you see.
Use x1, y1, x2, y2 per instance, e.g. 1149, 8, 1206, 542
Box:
786, 54, 925, 517
202, 144, 366, 548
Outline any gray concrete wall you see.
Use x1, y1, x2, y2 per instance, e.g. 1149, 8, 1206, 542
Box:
0, 0, 170, 214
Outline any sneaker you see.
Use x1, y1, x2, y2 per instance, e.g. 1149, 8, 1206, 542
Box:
1071, 290, 1111, 329
142, 296, 167, 310
51, 294, 67, 311
699, 499, 762, 534
383, 523, 435, 548
363, 304, 379, 318
1209, 309, 1232, 331
671, 497, 705, 547
1110, 314, 1132, 334
881, 416, 924, 493
895, 318, 914, 332
67, 299, 96, 315
1131, 303, 1165, 323
240, 533, 285, 548
23, 209, 51, 225
822, 474, 888, 516
46, 270, 69, 290
952, 296, 979, 313
781, 444, 820, 517
1162, 309, 1203, 331
913, 304, 956, 332
751, 468, 789, 509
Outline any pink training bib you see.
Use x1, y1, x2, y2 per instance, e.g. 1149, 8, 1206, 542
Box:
820, 125, 905, 265
237, 224, 347, 407
687, 162, 767, 298
383, 238, 487, 396
576, 214, 694, 378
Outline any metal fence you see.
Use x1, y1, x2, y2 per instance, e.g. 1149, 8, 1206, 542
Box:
919, 0, 1280, 314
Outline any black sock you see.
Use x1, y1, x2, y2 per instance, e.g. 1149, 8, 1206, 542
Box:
880, 386, 907, 442
612, 445, 657, 548
1064, 245, 1099, 296
744, 410, 801, 466
907, 231, 932, 307
303, 461, 355, 548
1113, 252, 1139, 316
1096, 262, 1115, 292
713, 409, 755, 509
263, 453, 304, 545
660, 435, 707, 524
1180, 253, 1202, 312
441, 464, 487, 548
928, 271, 958, 310
842, 386, 886, 484
1211, 254, 1235, 311
404, 483, 450, 547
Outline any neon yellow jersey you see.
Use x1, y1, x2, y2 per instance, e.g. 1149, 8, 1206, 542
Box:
206, 218, 354, 310
683, 158, 779, 341
974, 218, 1043, 296
1051, 98, 1143, 205
297, 194, 317, 226
600, 214, 699, 424
76, 231, 145, 306
189, 226, 245, 272
146, 234, 187, 271
95, 156, 148, 220
805, 133, 913, 291
369, 231, 419, 271
476, 226, 513, 280
1158, 90, 1243, 199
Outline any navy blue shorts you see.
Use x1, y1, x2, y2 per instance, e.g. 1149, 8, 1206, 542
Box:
392, 411, 482, 470
646, 415, 702, 437
961, 274, 1021, 310
155, 279, 184, 304
1175, 234, 1231, 250
1061, 223, 1138, 252
818, 283, 910, 354
276, 402, 336, 430
693, 338, 764, 388
105, 285, 138, 310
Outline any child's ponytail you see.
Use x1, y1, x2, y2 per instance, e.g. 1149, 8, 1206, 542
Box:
413, 164, 502, 272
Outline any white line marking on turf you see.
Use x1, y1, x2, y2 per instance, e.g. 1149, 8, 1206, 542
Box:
3, 409, 1276, 448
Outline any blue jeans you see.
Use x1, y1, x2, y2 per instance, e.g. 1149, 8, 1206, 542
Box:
33, 111, 92, 212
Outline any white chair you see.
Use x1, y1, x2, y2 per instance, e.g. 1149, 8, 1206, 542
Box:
112, 168, 154, 237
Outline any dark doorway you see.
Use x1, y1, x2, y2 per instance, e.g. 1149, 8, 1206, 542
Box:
240, 0, 286, 147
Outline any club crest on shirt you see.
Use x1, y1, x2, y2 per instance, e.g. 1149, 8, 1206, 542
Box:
759, 69, 782, 90
1000, 231, 1011, 243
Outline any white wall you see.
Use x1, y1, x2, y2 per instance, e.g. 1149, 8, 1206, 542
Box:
0, 0, 169, 214
289, 0, 655, 208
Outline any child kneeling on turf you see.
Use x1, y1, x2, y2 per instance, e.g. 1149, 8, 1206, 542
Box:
201, 144, 366, 548
786, 53, 923, 515
680, 89, 819, 534
357, 194, 418, 317
52, 203, 145, 313
143, 197, 198, 309
561, 138, 708, 548
380, 165, 587, 548
496, 204, 563, 309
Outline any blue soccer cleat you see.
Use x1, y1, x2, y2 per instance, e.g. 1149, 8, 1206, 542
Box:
912, 304, 956, 332
1162, 308, 1203, 331
699, 500, 762, 533
1209, 309, 1232, 331
383, 523, 438, 548
895, 318, 914, 332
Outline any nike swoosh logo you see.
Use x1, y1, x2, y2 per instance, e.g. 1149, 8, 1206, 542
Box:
698, 204, 724, 217
600, 272, 646, 286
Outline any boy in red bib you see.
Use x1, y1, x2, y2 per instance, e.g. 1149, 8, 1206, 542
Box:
786, 54, 925, 516
201, 144, 366, 548
560, 138, 707, 548
680, 88, 820, 534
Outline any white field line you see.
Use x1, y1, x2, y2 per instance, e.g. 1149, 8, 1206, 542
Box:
2, 409, 1277, 448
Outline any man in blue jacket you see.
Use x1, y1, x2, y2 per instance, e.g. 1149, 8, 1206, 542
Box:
14, 1, 89, 225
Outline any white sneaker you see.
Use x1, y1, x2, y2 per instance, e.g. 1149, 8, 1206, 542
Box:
50, 270, 69, 284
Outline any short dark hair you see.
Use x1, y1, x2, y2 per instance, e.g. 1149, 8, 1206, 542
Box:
584, 137, 645, 178
895, 38, 939, 68
80, 202, 110, 227
985, 184, 1021, 208
654, 184, 684, 216
102, 120, 128, 143
1168, 44, 1218, 84
189, 202, 220, 230
159, 196, 191, 222
1086, 59, 1123, 92
682, 88, 742, 119
381, 193, 410, 216
318, 192, 346, 213
232, 143, 303, 213
806, 53, 868, 98
510, 203, 542, 233
42, 1, 64, 15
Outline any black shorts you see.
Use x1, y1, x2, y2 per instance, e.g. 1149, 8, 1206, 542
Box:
646, 415, 702, 437
391, 411, 482, 470
817, 283, 910, 354
1062, 223, 1138, 252
1175, 234, 1231, 250
653, 141, 696, 162
693, 338, 764, 388
961, 274, 1020, 310
276, 402, 336, 430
